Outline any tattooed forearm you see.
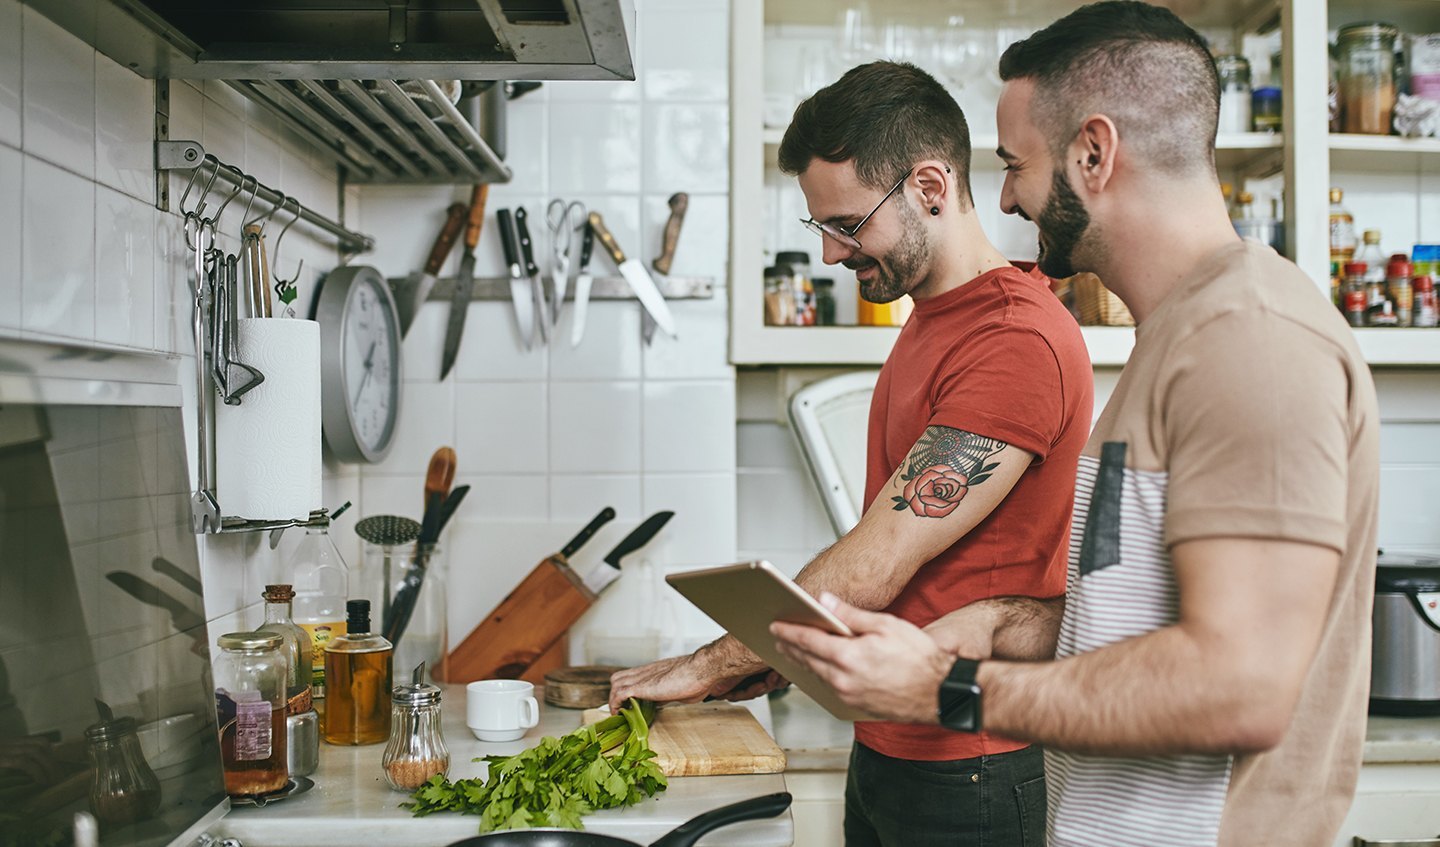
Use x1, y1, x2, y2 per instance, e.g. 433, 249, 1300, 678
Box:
891, 426, 1007, 518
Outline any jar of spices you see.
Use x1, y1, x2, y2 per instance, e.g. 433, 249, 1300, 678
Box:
763, 265, 796, 326
1251, 86, 1283, 132
777, 251, 814, 326
85, 717, 161, 827
1216, 55, 1252, 134
382, 669, 450, 791
1343, 262, 1370, 326
1387, 254, 1414, 327
1337, 23, 1400, 135
214, 631, 289, 797
813, 278, 837, 326
1414, 276, 1439, 327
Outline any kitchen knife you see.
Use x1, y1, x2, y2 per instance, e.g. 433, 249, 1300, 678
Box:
395, 202, 466, 337
582, 510, 675, 595
515, 206, 550, 344
441, 185, 488, 380
497, 208, 535, 350
588, 211, 679, 339
439, 506, 618, 683
570, 223, 596, 347
644, 193, 690, 346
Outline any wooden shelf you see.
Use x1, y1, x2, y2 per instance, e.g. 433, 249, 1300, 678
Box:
1330, 134, 1440, 173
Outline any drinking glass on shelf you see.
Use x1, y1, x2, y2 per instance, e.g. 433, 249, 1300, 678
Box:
836, 4, 878, 63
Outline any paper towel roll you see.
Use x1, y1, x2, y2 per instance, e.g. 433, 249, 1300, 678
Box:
216, 319, 322, 520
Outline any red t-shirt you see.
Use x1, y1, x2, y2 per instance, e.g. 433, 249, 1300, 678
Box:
853, 265, 1093, 762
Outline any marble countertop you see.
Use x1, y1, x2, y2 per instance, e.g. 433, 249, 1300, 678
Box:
769, 689, 1440, 771
215, 688, 792, 847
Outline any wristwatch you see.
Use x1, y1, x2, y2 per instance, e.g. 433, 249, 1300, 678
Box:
937, 658, 982, 732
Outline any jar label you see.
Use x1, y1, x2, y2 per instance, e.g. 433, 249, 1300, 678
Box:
299, 621, 347, 694
217, 689, 274, 761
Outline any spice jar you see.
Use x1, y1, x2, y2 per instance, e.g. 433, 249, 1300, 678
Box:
1216, 55, 1252, 134
85, 717, 161, 827
214, 631, 289, 797
382, 670, 450, 791
814, 278, 837, 326
763, 265, 797, 326
1338, 23, 1399, 135
1414, 276, 1438, 327
1251, 86, 1283, 133
1343, 262, 1370, 327
777, 251, 815, 325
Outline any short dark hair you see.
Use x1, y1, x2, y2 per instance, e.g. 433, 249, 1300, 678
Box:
778, 61, 973, 205
998, 1, 1219, 175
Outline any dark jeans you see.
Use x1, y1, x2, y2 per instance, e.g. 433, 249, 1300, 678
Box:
844, 741, 1047, 847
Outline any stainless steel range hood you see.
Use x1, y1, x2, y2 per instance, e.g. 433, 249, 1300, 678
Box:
27, 0, 635, 81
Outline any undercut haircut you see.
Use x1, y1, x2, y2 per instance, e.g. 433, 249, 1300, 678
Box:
778, 61, 974, 206
998, 1, 1220, 176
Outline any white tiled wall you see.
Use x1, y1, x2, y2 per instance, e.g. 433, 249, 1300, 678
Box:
0, 1, 361, 641
737, 365, 1440, 574
352, 0, 737, 654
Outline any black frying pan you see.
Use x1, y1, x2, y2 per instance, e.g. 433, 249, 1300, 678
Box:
443, 792, 792, 847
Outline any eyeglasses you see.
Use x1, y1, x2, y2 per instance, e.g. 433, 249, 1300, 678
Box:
800, 168, 913, 252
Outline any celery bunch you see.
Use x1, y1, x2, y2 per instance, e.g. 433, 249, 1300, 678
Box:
403, 699, 667, 832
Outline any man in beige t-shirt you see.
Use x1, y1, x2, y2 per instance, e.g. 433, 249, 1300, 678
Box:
770, 3, 1380, 846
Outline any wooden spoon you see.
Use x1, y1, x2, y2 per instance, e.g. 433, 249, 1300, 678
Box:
420, 447, 456, 543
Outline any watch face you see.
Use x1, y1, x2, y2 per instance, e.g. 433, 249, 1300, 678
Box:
342, 276, 399, 457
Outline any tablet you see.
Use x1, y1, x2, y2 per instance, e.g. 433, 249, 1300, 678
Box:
665, 560, 872, 721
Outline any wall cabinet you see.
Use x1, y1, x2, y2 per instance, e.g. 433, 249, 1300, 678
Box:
729, 0, 1440, 367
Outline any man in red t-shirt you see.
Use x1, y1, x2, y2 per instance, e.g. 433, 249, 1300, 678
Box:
611, 62, 1092, 845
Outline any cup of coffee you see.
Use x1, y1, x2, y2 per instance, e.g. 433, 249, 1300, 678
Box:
466, 680, 540, 742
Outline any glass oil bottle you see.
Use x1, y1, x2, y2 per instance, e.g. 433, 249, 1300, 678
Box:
323, 599, 393, 745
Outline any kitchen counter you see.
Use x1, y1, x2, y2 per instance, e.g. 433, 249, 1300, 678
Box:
770, 689, 1440, 770
215, 688, 792, 847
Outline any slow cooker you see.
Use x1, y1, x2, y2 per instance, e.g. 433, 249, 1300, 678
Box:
1371, 555, 1440, 716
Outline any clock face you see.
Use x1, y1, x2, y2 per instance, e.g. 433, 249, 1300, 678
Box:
317, 266, 403, 464
343, 279, 399, 454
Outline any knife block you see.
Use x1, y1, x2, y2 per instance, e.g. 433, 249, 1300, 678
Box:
436, 554, 595, 683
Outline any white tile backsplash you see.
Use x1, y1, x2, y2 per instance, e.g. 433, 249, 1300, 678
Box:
23, 155, 94, 338
642, 6, 729, 102
451, 300, 550, 382
643, 380, 737, 472
94, 53, 152, 200
643, 102, 729, 194
642, 473, 737, 565
550, 474, 644, 522
549, 102, 643, 194
550, 381, 643, 473
371, 381, 457, 475
94, 185, 155, 348
641, 192, 729, 280
641, 295, 734, 379
455, 381, 549, 475
0, 145, 19, 330
0, 0, 21, 148
550, 301, 645, 379
21, 7, 94, 177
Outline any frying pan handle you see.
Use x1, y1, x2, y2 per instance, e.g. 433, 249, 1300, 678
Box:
648, 792, 792, 847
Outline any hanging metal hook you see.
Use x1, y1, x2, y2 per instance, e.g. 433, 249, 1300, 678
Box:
207, 165, 247, 228
245, 190, 284, 236
179, 158, 218, 217
192, 160, 223, 219
271, 196, 305, 287
233, 173, 261, 237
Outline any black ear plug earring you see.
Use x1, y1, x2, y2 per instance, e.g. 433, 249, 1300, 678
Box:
930, 207, 940, 216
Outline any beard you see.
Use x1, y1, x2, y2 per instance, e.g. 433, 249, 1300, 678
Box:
1034, 168, 1091, 279
850, 199, 929, 304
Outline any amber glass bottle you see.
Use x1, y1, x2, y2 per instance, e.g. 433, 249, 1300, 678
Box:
323, 600, 393, 745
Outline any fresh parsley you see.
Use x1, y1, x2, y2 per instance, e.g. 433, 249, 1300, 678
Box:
403, 698, 667, 832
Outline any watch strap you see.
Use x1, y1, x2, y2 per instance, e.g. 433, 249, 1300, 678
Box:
937, 657, 983, 732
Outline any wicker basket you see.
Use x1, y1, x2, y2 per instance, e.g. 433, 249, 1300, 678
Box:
1071, 273, 1135, 326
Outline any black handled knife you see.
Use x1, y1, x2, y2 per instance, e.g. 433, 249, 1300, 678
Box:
583, 510, 675, 595
515, 206, 550, 344
498, 208, 535, 350
561, 506, 617, 560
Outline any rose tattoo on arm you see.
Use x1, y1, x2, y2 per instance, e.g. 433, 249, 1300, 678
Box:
891, 427, 1007, 518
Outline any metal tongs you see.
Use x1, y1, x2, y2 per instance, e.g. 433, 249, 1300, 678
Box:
211, 252, 264, 405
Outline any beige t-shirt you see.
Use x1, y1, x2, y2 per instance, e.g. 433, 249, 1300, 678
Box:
1045, 241, 1380, 847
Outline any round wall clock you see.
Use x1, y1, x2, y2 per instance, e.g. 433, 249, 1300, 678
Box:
315, 265, 402, 464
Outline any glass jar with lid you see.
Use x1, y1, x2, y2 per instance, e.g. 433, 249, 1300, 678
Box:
1215, 55, 1252, 134
85, 716, 162, 826
214, 631, 289, 797
763, 265, 797, 326
1337, 23, 1400, 135
381, 665, 450, 791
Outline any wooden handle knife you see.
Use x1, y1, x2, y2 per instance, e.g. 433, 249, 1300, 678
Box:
587, 211, 628, 266
424, 203, 468, 275
652, 192, 689, 276
464, 184, 489, 253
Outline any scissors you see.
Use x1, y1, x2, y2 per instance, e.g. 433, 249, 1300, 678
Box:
546, 198, 587, 326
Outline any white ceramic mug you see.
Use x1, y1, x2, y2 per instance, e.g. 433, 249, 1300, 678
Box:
466, 680, 540, 742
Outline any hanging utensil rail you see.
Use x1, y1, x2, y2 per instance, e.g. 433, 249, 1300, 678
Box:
157, 141, 375, 255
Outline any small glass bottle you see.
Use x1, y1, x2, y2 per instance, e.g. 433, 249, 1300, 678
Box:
813, 278, 837, 326
214, 631, 289, 797
763, 265, 797, 326
1414, 276, 1439, 327
1387, 254, 1414, 327
1251, 86, 1282, 132
1356, 230, 1389, 324
258, 584, 319, 778
324, 600, 393, 746
1216, 55, 1252, 134
382, 668, 450, 792
289, 521, 350, 710
85, 717, 161, 827
1329, 188, 1357, 266
1343, 262, 1370, 327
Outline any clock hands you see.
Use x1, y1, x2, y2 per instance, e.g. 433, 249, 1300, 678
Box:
354, 340, 377, 408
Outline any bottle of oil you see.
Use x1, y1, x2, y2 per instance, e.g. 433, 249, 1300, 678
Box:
323, 600, 393, 745
289, 521, 350, 716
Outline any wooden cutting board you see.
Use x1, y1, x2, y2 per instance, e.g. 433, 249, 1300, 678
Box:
582, 701, 786, 777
